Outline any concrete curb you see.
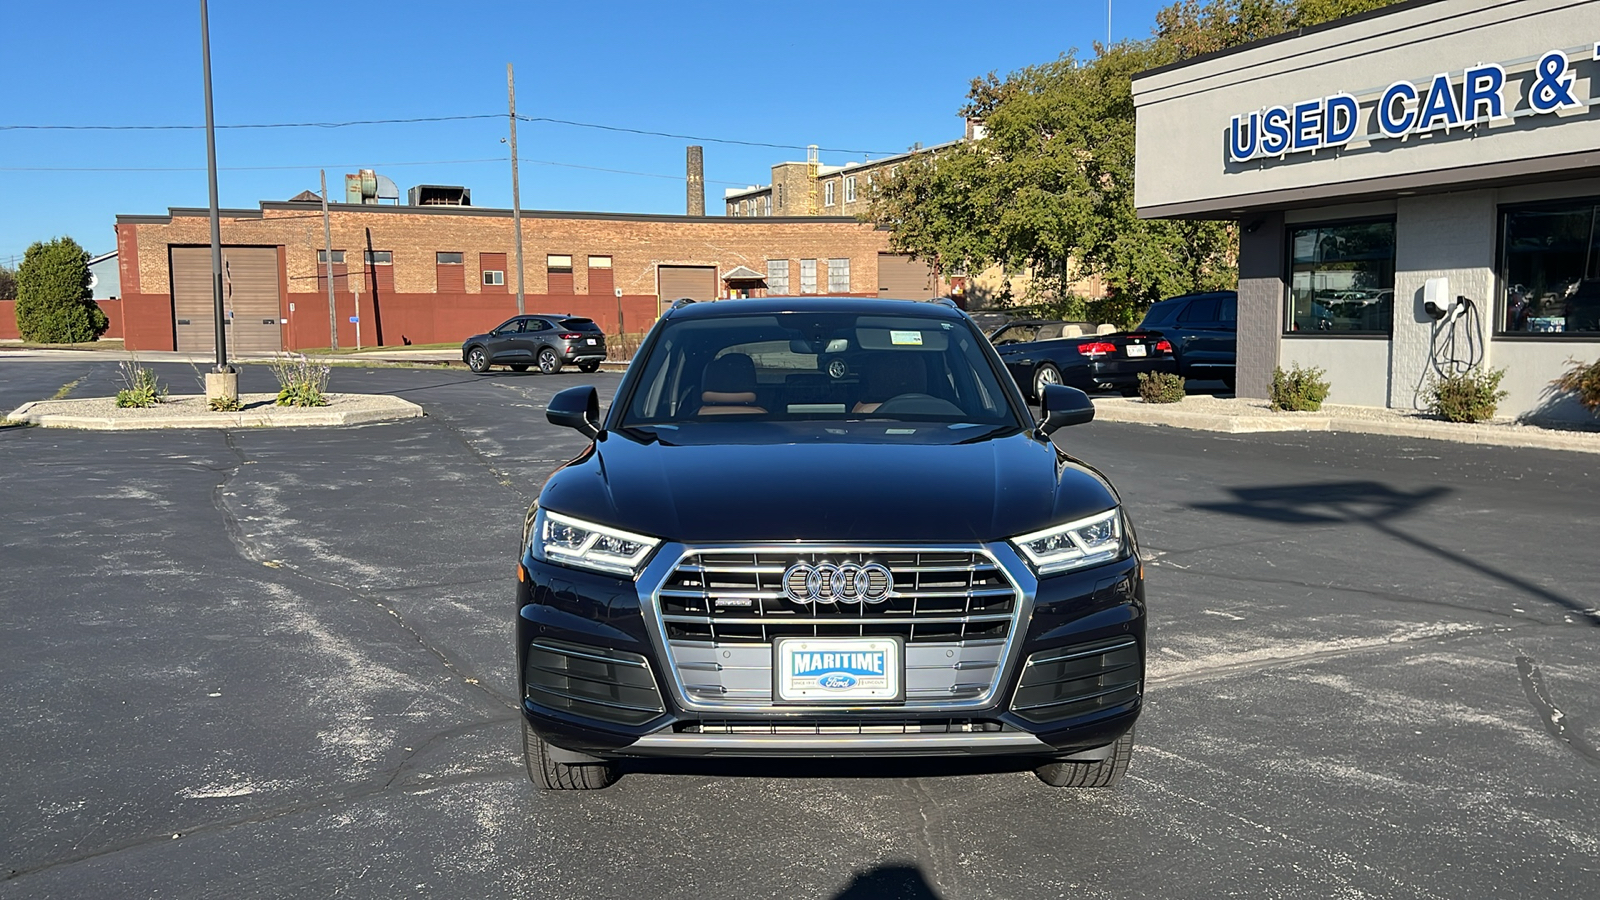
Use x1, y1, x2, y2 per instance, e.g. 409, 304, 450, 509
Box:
1090, 398, 1600, 454
6, 394, 424, 431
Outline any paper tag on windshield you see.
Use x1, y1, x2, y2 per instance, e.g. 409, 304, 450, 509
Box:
890, 330, 923, 346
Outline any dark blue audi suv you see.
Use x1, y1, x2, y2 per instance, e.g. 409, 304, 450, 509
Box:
517, 297, 1145, 790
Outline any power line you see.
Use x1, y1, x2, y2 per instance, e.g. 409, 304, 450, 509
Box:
515, 115, 896, 155
0, 112, 900, 155
0, 155, 750, 185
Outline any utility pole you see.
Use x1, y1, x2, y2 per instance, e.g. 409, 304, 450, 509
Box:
320, 170, 338, 350
200, 0, 229, 375
508, 63, 526, 315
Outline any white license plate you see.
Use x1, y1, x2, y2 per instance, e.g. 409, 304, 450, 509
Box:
1125, 344, 1147, 358
586, 338, 598, 345
774, 637, 903, 703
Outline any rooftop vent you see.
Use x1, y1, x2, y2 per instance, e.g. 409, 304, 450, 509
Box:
408, 184, 472, 206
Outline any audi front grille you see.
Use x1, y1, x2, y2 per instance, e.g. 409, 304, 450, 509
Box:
647, 547, 1024, 710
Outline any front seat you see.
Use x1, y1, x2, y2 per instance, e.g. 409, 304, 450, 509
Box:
698, 353, 766, 415
853, 352, 927, 413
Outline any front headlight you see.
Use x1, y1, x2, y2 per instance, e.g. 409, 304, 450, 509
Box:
1009, 508, 1124, 576
532, 509, 660, 578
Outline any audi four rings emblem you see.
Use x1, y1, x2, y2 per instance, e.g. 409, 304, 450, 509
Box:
783, 562, 893, 604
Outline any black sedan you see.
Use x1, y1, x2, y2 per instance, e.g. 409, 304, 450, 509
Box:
461, 314, 607, 375
996, 330, 1177, 399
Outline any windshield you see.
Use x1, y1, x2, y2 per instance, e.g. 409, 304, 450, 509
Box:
620, 311, 1021, 428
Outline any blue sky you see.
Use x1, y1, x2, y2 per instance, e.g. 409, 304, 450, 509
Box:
0, 0, 1171, 266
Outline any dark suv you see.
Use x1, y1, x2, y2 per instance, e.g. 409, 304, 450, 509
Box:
517, 297, 1145, 790
462, 315, 607, 375
1137, 291, 1237, 387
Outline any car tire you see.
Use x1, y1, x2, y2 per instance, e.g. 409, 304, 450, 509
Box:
1032, 364, 1061, 400
466, 346, 491, 374
509, 364, 530, 372
538, 348, 564, 375
1034, 728, 1134, 788
578, 360, 601, 373
523, 718, 617, 791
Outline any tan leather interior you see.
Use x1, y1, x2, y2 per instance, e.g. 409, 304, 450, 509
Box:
699, 354, 765, 416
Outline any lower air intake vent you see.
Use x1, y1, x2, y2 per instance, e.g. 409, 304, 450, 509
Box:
524, 639, 665, 726
1010, 638, 1141, 724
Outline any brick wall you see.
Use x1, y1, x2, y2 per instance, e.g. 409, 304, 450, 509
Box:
116, 205, 897, 349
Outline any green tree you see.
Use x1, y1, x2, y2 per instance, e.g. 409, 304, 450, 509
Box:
0, 263, 16, 302
867, 0, 1402, 326
14, 237, 107, 343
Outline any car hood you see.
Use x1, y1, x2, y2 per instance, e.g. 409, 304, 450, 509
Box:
537, 424, 1119, 544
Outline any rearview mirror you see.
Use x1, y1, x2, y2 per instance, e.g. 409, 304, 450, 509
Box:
1037, 384, 1095, 437
547, 385, 602, 440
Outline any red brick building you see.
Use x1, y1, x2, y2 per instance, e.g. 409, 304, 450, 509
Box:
88, 201, 945, 353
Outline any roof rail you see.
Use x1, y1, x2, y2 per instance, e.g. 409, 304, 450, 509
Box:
931, 296, 961, 310
668, 297, 697, 311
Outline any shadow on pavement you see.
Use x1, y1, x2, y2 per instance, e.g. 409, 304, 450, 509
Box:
831, 864, 945, 900
1194, 480, 1597, 626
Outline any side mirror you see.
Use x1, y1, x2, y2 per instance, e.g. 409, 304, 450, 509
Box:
1037, 384, 1095, 437
547, 385, 602, 440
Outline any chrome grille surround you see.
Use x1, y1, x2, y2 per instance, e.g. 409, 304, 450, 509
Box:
638, 543, 1034, 714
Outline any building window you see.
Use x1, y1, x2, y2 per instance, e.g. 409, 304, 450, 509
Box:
889, 166, 899, 179
364, 250, 392, 265
740, 200, 748, 216
844, 176, 857, 204
800, 259, 817, 294
588, 255, 612, 269
767, 259, 790, 295
824, 181, 836, 207
763, 195, 772, 216
828, 258, 850, 293
317, 249, 345, 264
547, 254, 574, 293
1500, 197, 1600, 334
483, 270, 505, 286
437, 251, 463, 265
1285, 220, 1395, 334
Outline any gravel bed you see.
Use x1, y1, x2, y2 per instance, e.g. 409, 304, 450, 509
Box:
6, 393, 423, 430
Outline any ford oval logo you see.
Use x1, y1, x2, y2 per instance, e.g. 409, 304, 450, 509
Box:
782, 562, 893, 604
818, 673, 858, 690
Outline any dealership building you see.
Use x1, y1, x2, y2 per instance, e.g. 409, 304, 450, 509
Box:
1133, 0, 1600, 422
6, 198, 941, 353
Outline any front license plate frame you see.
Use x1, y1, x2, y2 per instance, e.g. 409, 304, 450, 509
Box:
1124, 343, 1148, 358
772, 636, 904, 704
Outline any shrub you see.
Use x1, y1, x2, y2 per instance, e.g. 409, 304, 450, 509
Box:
1270, 363, 1331, 412
1429, 368, 1507, 423
208, 395, 243, 412
270, 353, 331, 407
1553, 358, 1600, 416
14, 237, 108, 343
114, 359, 166, 408
1137, 371, 1186, 403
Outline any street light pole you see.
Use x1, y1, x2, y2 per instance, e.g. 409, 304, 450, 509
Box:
508, 63, 526, 315
200, 0, 228, 372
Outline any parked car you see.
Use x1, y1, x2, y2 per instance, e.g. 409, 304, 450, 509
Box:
518, 296, 1145, 791
461, 315, 607, 375
1136, 291, 1237, 387
994, 326, 1177, 399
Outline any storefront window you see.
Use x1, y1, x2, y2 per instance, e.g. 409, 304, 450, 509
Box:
1500, 199, 1600, 335
1285, 220, 1395, 334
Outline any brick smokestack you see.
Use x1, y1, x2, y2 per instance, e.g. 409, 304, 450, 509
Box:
686, 145, 705, 216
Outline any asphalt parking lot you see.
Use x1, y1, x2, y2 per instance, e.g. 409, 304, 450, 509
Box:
2, 359, 1597, 899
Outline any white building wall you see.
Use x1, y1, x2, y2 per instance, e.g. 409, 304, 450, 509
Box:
1389, 192, 1498, 410
1279, 338, 1391, 407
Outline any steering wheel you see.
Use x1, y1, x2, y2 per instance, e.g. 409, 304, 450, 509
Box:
871, 393, 965, 416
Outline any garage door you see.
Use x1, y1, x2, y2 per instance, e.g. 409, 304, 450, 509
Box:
657, 265, 718, 304
877, 253, 937, 300
172, 247, 283, 355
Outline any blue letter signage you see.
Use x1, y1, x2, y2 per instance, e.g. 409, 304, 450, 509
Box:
1228, 47, 1586, 163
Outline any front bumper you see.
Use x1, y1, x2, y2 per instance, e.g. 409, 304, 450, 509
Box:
517, 543, 1144, 760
